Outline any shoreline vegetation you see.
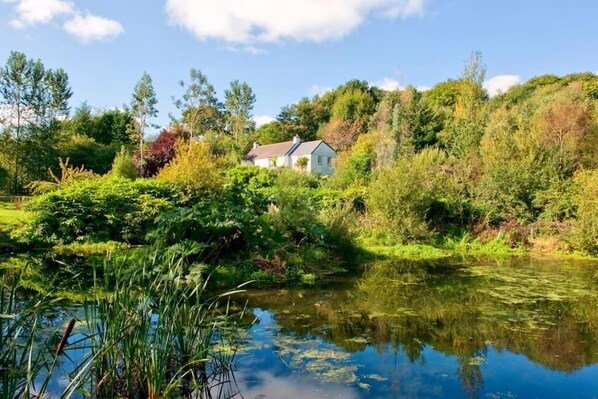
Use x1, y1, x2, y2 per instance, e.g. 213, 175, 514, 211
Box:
0, 51, 596, 280
1, 50, 598, 397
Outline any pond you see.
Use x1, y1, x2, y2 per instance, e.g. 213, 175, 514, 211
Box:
3, 253, 598, 398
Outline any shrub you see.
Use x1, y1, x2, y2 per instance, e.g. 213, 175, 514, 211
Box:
572, 169, 598, 254
0, 165, 8, 193
23, 178, 181, 244
138, 129, 179, 177
367, 148, 455, 243
157, 141, 224, 192
57, 134, 117, 175
110, 148, 138, 180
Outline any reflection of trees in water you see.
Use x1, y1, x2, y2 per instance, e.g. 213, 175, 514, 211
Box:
240, 256, 598, 394
456, 349, 487, 399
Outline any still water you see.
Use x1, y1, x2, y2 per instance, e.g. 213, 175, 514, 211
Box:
5, 254, 598, 398
231, 256, 598, 398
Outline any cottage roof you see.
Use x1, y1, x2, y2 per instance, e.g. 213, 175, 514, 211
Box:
244, 141, 297, 161
291, 140, 323, 156
244, 139, 334, 162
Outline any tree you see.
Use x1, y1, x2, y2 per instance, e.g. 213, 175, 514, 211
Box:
173, 69, 223, 139
256, 121, 291, 145
277, 98, 329, 141
142, 128, 179, 177
111, 147, 138, 180
0, 51, 72, 192
224, 80, 256, 140
129, 72, 158, 176
443, 51, 489, 158
391, 87, 439, 156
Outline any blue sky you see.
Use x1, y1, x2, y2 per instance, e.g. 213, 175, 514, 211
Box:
1, 0, 597, 131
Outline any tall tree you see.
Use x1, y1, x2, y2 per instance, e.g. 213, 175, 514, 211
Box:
0, 51, 71, 192
172, 69, 223, 139
224, 80, 256, 140
129, 72, 158, 175
444, 51, 488, 158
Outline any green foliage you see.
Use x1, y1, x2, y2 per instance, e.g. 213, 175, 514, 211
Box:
57, 134, 117, 174
23, 178, 181, 244
296, 156, 309, 170
65, 104, 134, 146
572, 169, 598, 254
331, 133, 376, 189
331, 89, 376, 123
224, 80, 256, 139
110, 148, 138, 180
367, 148, 460, 243
173, 68, 224, 138
0, 51, 72, 193
0, 165, 7, 192
157, 141, 224, 192
256, 121, 292, 145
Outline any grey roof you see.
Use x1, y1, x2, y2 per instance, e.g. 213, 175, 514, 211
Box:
244, 141, 297, 161
291, 140, 323, 156
245, 139, 333, 161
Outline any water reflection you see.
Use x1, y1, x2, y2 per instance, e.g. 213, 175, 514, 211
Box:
235, 256, 598, 398
3, 253, 598, 397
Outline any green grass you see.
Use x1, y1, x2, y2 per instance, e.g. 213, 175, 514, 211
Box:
0, 200, 30, 233
53, 241, 130, 256
361, 243, 452, 260
442, 232, 526, 255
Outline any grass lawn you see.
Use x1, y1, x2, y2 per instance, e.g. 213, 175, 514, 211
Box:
0, 200, 29, 233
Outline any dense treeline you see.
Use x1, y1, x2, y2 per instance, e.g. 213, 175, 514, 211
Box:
2, 50, 598, 263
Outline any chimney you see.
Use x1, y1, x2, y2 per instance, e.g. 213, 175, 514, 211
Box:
293, 135, 301, 144
253, 141, 260, 149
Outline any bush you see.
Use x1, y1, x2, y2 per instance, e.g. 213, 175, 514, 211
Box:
367, 148, 456, 243
110, 148, 138, 180
0, 165, 8, 192
157, 141, 224, 192
57, 134, 117, 175
23, 178, 181, 244
572, 169, 598, 254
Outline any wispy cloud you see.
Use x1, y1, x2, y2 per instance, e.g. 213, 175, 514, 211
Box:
373, 77, 403, 91
6, 0, 124, 43
253, 115, 275, 127
165, 0, 429, 44
9, 0, 73, 28
309, 85, 333, 97
63, 13, 124, 43
484, 74, 521, 97
223, 45, 268, 55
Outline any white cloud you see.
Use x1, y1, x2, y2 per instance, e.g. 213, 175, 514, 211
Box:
63, 13, 124, 43
165, 0, 427, 44
254, 115, 275, 127
374, 77, 403, 91
416, 85, 431, 91
224, 45, 267, 55
6, 0, 124, 43
483, 74, 521, 97
309, 85, 333, 97
9, 0, 74, 28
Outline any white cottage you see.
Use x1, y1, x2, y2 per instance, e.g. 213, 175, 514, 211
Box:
244, 136, 336, 175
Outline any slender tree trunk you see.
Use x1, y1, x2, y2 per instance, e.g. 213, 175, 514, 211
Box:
13, 102, 21, 194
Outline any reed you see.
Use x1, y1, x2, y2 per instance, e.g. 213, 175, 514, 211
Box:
64, 252, 247, 398
1, 252, 248, 398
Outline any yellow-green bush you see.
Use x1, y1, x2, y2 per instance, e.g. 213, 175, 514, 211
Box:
573, 169, 598, 254
157, 141, 224, 192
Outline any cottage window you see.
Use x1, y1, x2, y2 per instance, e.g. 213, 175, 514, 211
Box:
327, 157, 332, 166
318, 155, 323, 165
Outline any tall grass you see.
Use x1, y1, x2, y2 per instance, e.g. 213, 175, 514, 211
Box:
2, 253, 249, 398
0, 272, 64, 399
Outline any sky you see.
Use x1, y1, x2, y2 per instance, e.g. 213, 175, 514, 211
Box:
1, 0, 597, 131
